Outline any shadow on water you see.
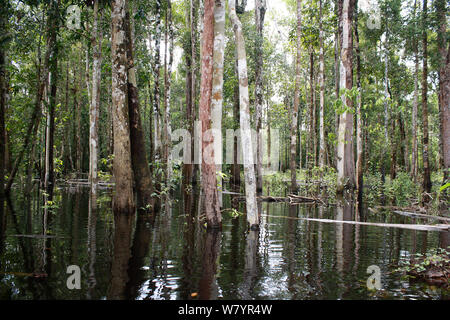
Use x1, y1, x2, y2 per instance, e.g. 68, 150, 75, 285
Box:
0, 185, 448, 300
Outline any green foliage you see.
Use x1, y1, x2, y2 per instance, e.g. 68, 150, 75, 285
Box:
384, 172, 417, 206
394, 247, 450, 278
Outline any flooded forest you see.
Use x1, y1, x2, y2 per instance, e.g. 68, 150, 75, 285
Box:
0, 0, 449, 300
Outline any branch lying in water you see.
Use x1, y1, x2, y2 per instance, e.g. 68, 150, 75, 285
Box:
262, 215, 450, 232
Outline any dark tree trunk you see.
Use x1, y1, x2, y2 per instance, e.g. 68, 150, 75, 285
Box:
421, 0, 432, 197
124, 1, 155, 212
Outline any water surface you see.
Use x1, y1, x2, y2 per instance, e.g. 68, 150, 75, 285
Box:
0, 186, 448, 300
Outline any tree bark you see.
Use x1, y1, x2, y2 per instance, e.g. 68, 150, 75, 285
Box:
200, 0, 221, 228
354, 3, 363, 200
111, 0, 135, 214
254, 0, 266, 195
89, 0, 102, 197
421, 0, 432, 196
124, 0, 155, 212
318, 0, 326, 169
229, 0, 258, 228
436, 0, 450, 185
152, 0, 162, 161
336, 0, 355, 193
0, 6, 5, 198
163, 0, 174, 184
211, 0, 226, 206
44, 0, 59, 197
290, 0, 302, 192
411, 0, 419, 182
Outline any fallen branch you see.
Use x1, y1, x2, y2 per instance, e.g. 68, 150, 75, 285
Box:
392, 210, 450, 223
262, 214, 450, 232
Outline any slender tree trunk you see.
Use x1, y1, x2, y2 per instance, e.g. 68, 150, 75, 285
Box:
231, 67, 241, 192
44, 0, 59, 197
229, 0, 258, 229
191, 0, 200, 186
308, 49, 315, 173
354, 4, 363, 200
290, 0, 302, 192
111, 0, 135, 214
318, 0, 325, 169
211, 0, 226, 205
75, 64, 82, 174
183, 1, 194, 193
124, 0, 155, 212
152, 0, 162, 161
254, 0, 266, 195
89, 0, 102, 197
200, 0, 221, 229
436, 0, 450, 185
421, 0, 432, 196
383, 25, 393, 182
334, 0, 342, 170
163, 0, 174, 184
412, 0, 419, 182
0, 6, 5, 197
336, 0, 355, 193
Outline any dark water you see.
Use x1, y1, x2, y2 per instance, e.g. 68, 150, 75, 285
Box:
0, 185, 449, 300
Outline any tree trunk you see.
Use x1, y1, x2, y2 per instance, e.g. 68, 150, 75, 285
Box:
163, 0, 174, 184
318, 0, 325, 169
111, 0, 135, 214
290, 0, 302, 192
44, 0, 59, 197
254, 0, 266, 195
354, 4, 363, 200
411, 0, 419, 182
308, 49, 314, 173
183, 1, 194, 194
89, 0, 102, 197
124, 0, 155, 212
229, 0, 258, 229
0, 7, 5, 198
152, 0, 162, 161
336, 0, 355, 193
436, 0, 450, 185
231, 67, 241, 192
200, 0, 221, 229
421, 0, 432, 196
211, 0, 226, 206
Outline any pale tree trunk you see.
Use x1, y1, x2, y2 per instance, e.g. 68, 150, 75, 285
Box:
231, 65, 241, 192
152, 0, 162, 161
334, 0, 341, 170
228, 0, 258, 229
124, 0, 155, 212
383, 25, 391, 180
163, 0, 174, 184
111, 0, 135, 214
89, 0, 102, 197
436, 0, 450, 185
336, 0, 355, 193
254, 0, 266, 195
211, 0, 226, 206
200, 0, 221, 228
354, 3, 363, 199
411, 0, 419, 182
308, 49, 314, 173
318, 0, 325, 169
422, 0, 432, 197
290, 0, 302, 192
